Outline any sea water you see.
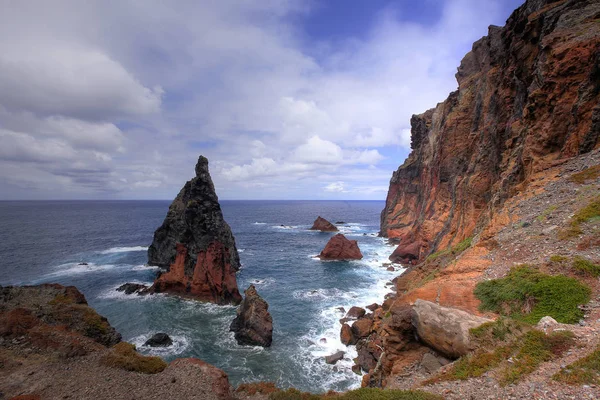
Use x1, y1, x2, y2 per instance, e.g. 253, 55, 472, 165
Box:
0, 200, 402, 393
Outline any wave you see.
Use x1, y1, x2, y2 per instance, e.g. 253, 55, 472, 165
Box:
247, 277, 276, 288
46, 262, 118, 278
253, 222, 267, 225
131, 264, 160, 271
100, 246, 148, 254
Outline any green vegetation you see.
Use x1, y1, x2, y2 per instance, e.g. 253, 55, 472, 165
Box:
269, 388, 442, 400
501, 330, 574, 385
553, 345, 600, 384
48, 294, 75, 305
549, 255, 568, 263
537, 205, 558, 222
102, 342, 167, 374
569, 165, 600, 184
426, 237, 473, 262
431, 320, 574, 386
474, 265, 591, 324
572, 256, 600, 277
559, 196, 600, 239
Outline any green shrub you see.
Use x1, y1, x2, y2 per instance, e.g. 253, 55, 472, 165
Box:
553, 345, 600, 384
426, 237, 473, 261
570, 166, 600, 184
572, 256, 600, 277
474, 265, 591, 323
102, 342, 167, 374
549, 255, 568, 263
268, 388, 442, 400
560, 197, 600, 239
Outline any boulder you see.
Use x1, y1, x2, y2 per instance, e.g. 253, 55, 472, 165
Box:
366, 303, 379, 312
144, 333, 173, 347
230, 285, 273, 347
116, 283, 149, 295
325, 351, 345, 365
346, 306, 366, 319
420, 353, 443, 374
319, 234, 363, 260
148, 156, 242, 305
310, 216, 338, 232
340, 323, 356, 345
351, 318, 373, 339
411, 299, 492, 358
390, 240, 422, 264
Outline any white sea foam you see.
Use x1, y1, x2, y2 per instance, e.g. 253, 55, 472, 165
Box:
46, 262, 118, 277
131, 264, 160, 271
100, 246, 148, 254
249, 277, 275, 287
253, 222, 267, 225
271, 225, 298, 230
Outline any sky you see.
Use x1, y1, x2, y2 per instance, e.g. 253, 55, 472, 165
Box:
0, 0, 524, 200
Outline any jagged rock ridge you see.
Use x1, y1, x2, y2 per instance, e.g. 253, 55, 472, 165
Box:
381, 0, 600, 263
148, 156, 242, 305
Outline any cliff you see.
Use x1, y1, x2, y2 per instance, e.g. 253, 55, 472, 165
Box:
148, 156, 242, 305
381, 0, 600, 264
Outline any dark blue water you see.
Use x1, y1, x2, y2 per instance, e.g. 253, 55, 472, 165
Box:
0, 200, 401, 392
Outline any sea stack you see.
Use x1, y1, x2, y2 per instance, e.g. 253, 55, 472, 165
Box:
319, 233, 363, 260
148, 156, 242, 305
310, 216, 338, 232
230, 285, 273, 347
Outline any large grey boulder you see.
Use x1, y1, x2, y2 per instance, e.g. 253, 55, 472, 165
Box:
411, 299, 491, 358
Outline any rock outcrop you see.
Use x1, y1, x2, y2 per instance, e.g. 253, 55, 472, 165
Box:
230, 285, 273, 347
144, 333, 173, 347
411, 299, 491, 358
0, 284, 235, 400
381, 0, 600, 263
148, 156, 242, 305
310, 216, 338, 232
319, 234, 363, 260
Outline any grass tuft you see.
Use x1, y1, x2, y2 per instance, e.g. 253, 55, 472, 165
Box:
572, 256, 600, 277
474, 265, 591, 324
559, 197, 600, 239
101, 342, 167, 374
269, 388, 442, 400
553, 345, 600, 384
426, 237, 473, 262
569, 165, 600, 184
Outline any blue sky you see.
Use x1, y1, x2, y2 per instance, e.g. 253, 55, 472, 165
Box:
0, 0, 524, 200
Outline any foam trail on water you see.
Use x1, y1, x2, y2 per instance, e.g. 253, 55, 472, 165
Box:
100, 246, 148, 254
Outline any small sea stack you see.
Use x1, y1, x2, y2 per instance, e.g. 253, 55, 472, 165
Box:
230, 285, 273, 347
319, 233, 363, 260
147, 156, 242, 305
310, 216, 338, 232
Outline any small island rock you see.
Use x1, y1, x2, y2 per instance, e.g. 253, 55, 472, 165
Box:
144, 333, 173, 347
310, 216, 338, 232
319, 234, 363, 260
230, 285, 273, 347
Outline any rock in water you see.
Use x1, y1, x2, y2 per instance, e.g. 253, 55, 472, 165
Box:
325, 351, 345, 365
116, 283, 149, 295
319, 234, 363, 260
310, 216, 338, 232
230, 285, 273, 347
147, 156, 242, 305
144, 332, 173, 347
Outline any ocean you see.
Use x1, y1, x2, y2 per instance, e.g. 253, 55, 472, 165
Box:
0, 200, 402, 393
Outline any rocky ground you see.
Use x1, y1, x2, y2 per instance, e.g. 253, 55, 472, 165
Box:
376, 149, 600, 399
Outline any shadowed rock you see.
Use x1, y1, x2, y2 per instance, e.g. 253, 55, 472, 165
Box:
144, 333, 173, 347
230, 285, 273, 347
147, 156, 241, 305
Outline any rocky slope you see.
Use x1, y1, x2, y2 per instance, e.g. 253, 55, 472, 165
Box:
381, 0, 600, 264
148, 156, 242, 305
0, 284, 234, 400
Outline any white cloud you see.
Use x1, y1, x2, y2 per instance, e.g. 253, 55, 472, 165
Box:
324, 181, 345, 193
292, 136, 344, 164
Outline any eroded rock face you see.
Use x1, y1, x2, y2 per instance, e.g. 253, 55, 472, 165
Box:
411, 299, 491, 359
148, 156, 242, 305
230, 285, 273, 347
319, 234, 363, 260
381, 0, 600, 262
310, 216, 338, 232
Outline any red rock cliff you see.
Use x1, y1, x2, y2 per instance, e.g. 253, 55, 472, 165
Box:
148, 156, 242, 305
381, 0, 600, 263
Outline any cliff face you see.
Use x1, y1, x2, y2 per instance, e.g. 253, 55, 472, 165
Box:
381, 0, 600, 263
148, 156, 242, 305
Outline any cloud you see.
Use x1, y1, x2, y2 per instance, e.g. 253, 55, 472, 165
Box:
324, 181, 345, 192
0, 0, 520, 199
